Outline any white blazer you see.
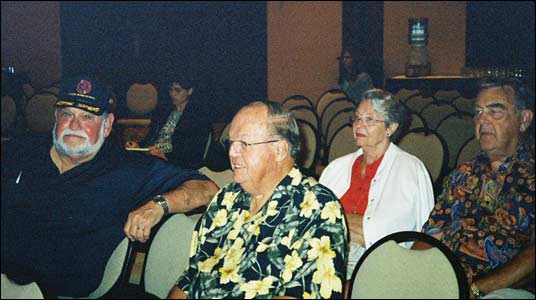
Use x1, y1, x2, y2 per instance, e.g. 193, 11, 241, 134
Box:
319, 143, 434, 249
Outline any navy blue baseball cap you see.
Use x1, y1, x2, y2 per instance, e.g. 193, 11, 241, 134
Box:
56, 75, 115, 115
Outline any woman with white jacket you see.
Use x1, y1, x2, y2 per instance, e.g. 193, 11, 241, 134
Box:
319, 89, 434, 282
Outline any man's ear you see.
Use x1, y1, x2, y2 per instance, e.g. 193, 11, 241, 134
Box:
275, 140, 289, 162
520, 109, 534, 132
103, 113, 115, 138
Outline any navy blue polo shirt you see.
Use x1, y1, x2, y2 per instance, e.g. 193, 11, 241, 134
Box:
1, 135, 208, 297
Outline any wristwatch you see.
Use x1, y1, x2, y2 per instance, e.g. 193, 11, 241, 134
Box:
152, 195, 170, 216
471, 282, 485, 299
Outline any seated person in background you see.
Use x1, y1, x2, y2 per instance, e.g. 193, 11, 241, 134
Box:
416, 77, 535, 299
168, 101, 347, 299
125, 71, 223, 169
1, 75, 219, 298
320, 89, 434, 282
338, 46, 373, 105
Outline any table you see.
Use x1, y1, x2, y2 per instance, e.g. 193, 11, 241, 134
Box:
385, 75, 479, 99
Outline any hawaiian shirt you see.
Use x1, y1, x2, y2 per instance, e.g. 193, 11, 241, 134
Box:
177, 167, 347, 299
421, 145, 534, 283
153, 110, 182, 153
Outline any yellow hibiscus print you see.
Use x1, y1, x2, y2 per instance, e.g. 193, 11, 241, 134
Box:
265, 200, 279, 217
320, 201, 342, 224
209, 209, 228, 231
239, 276, 276, 298
280, 228, 295, 249
303, 177, 318, 187
281, 250, 303, 282
198, 246, 225, 272
219, 263, 241, 284
256, 242, 274, 253
307, 236, 336, 261
224, 238, 245, 267
288, 168, 302, 186
228, 211, 249, 240
300, 191, 320, 218
222, 191, 238, 210
189, 230, 198, 257
312, 259, 342, 298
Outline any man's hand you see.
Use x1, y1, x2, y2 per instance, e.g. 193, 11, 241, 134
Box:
168, 286, 187, 299
149, 147, 167, 160
346, 213, 365, 247
124, 180, 218, 243
124, 200, 164, 243
125, 140, 140, 148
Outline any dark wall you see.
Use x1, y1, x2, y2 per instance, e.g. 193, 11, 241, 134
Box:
61, 1, 267, 122
466, 1, 535, 91
342, 1, 384, 88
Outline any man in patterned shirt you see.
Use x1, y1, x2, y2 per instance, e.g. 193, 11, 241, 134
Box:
169, 101, 347, 299
417, 77, 535, 298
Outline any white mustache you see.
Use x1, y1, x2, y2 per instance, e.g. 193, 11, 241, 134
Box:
60, 129, 89, 140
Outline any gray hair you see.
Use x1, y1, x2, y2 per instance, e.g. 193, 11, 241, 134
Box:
477, 77, 535, 112
478, 77, 535, 150
246, 101, 301, 160
361, 88, 408, 141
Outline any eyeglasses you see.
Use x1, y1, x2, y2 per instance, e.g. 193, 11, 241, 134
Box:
224, 139, 280, 152
337, 55, 352, 61
349, 114, 385, 126
474, 106, 507, 120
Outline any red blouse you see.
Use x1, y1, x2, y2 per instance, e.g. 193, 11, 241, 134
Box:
340, 154, 384, 214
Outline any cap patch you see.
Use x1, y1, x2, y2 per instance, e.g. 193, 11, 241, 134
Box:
76, 80, 93, 95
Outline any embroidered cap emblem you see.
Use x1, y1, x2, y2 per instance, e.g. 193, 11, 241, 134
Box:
76, 80, 92, 95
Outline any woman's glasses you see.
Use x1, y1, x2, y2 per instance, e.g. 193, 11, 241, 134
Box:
349, 114, 385, 126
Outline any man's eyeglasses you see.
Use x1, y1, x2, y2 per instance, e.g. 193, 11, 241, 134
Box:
223, 139, 280, 152
349, 114, 385, 126
474, 106, 507, 120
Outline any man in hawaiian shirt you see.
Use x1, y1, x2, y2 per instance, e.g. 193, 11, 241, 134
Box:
169, 101, 347, 299
417, 77, 535, 299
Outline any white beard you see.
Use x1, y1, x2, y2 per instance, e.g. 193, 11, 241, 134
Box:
52, 117, 107, 157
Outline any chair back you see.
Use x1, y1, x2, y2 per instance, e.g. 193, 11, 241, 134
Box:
218, 122, 231, 145
143, 213, 202, 299
327, 124, 359, 163
295, 119, 319, 173
84, 237, 132, 299
453, 97, 475, 114
1, 96, 17, 134
282, 94, 314, 111
349, 231, 468, 299
320, 98, 355, 142
397, 128, 448, 191
126, 83, 158, 115
407, 111, 428, 132
290, 106, 319, 130
394, 88, 420, 104
25, 92, 58, 133
436, 112, 475, 169
198, 166, 233, 189
1, 273, 44, 299
315, 88, 348, 120
405, 95, 434, 115
456, 136, 481, 167
420, 101, 458, 130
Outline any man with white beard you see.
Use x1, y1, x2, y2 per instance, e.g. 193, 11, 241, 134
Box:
1, 75, 218, 298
